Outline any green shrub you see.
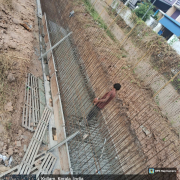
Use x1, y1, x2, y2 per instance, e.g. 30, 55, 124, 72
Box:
134, 2, 154, 21
83, 0, 116, 41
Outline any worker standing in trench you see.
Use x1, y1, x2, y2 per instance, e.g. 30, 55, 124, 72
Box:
81, 83, 121, 139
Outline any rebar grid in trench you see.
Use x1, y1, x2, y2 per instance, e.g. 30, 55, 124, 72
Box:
40, 0, 180, 176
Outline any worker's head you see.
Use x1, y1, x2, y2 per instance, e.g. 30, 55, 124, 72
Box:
113, 83, 121, 91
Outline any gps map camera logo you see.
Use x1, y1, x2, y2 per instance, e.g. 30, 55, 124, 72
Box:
149, 168, 155, 174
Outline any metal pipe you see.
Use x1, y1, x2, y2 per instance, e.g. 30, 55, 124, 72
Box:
47, 131, 80, 152
40, 31, 73, 59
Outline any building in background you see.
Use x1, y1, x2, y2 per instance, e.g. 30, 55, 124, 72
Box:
152, 0, 174, 12
108, 0, 180, 54
145, 0, 180, 54
128, 0, 142, 9
159, 13, 180, 39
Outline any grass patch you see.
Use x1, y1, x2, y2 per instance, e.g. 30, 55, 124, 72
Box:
117, 54, 121, 59
122, 54, 127, 58
83, 0, 116, 41
85, 24, 91, 28
5, 122, 12, 130
121, 66, 128, 69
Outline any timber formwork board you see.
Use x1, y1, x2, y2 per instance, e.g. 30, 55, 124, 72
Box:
22, 73, 45, 131
17, 107, 51, 174
36, 153, 57, 178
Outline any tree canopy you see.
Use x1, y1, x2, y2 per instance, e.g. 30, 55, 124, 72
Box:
134, 2, 154, 21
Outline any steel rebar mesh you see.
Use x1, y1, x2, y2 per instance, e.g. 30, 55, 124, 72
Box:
46, 19, 125, 175
40, 0, 180, 177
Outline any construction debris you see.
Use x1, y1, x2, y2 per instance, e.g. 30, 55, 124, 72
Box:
8, 156, 13, 166
46, 75, 50, 81
20, 21, 32, 32
0, 154, 8, 162
69, 10, 74, 17
49, 98, 53, 107
140, 125, 151, 137
36, 153, 57, 178
0, 154, 13, 167
22, 73, 45, 131
17, 107, 51, 174
0, 152, 47, 177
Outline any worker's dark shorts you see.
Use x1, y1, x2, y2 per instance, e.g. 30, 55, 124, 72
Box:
86, 105, 100, 121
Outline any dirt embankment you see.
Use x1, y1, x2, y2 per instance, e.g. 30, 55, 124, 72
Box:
0, 0, 42, 170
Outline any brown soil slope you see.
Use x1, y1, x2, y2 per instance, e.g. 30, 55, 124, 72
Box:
0, 0, 42, 169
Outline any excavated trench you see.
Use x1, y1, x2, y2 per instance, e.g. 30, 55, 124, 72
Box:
39, 0, 180, 177
0, 0, 179, 178
39, 0, 148, 175
45, 16, 123, 174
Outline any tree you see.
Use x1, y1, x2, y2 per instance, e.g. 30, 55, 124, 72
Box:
134, 2, 154, 21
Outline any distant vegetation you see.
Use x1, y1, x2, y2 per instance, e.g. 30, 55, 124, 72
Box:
83, 0, 116, 41
134, 2, 154, 21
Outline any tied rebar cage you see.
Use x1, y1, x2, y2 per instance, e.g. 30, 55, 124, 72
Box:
46, 17, 124, 175
40, 0, 180, 177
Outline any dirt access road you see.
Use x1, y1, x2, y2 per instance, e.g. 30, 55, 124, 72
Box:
0, 0, 42, 171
